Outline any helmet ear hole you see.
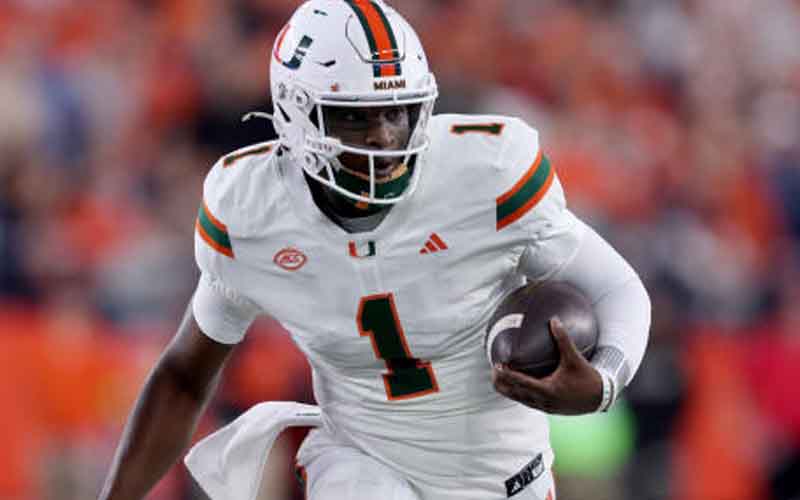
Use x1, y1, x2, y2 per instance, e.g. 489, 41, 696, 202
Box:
294, 90, 310, 108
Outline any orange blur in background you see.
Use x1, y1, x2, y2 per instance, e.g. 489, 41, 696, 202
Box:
1, 1, 799, 499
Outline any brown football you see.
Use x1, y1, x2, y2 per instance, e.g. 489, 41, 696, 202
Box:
485, 281, 598, 378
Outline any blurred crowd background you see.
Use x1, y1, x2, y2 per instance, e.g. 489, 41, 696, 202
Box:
1, 0, 799, 499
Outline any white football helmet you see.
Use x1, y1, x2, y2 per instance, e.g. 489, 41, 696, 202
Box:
269, 0, 438, 206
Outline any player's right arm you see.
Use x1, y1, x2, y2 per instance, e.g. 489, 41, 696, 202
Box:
100, 155, 263, 499
97, 303, 235, 500
99, 271, 259, 500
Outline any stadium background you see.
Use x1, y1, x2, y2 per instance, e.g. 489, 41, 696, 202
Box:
1, 0, 799, 499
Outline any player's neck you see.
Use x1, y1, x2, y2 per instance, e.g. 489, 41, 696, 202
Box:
304, 172, 392, 232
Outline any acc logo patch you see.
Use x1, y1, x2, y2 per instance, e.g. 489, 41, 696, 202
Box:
273, 247, 307, 271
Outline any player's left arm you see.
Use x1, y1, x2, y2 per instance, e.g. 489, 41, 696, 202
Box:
495, 215, 651, 415
488, 121, 651, 415
550, 218, 651, 411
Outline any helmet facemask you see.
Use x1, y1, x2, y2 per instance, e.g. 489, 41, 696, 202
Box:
273, 80, 436, 209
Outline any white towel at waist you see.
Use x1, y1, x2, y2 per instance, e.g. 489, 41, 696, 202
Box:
185, 401, 322, 500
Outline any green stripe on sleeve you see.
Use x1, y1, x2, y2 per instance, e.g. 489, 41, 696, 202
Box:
197, 206, 232, 251
496, 155, 553, 223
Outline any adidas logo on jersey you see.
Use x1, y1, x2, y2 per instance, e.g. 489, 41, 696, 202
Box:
419, 233, 448, 254
505, 453, 543, 497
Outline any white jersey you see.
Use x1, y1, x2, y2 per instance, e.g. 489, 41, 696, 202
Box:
193, 114, 586, 494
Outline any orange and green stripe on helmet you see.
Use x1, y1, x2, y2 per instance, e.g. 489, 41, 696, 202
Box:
344, 0, 402, 78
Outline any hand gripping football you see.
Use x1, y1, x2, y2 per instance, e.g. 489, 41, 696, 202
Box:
485, 281, 599, 378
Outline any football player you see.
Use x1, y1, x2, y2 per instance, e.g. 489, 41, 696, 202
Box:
98, 1, 650, 499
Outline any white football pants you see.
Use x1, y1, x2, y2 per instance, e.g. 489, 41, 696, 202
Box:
185, 402, 556, 500
297, 432, 557, 500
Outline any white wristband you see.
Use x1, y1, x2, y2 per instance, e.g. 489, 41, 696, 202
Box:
591, 346, 627, 412
596, 369, 616, 412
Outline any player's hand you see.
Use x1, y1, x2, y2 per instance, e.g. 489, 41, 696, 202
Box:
491, 317, 603, 415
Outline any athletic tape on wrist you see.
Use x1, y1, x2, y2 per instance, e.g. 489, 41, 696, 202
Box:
596, 369, 615, 412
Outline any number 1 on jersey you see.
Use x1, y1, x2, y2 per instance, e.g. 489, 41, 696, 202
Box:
357, 294, 439, 400
450, 123, 505, 135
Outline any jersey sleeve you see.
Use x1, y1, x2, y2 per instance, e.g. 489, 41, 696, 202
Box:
192, 158, 261, 344
502, 120, 651, 396
536, 218, 652, 392
494, 118, 582, 281
192, 272, 260, 344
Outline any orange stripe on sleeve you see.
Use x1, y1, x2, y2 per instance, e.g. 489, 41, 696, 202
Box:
202, 201, 228, 233
496, 165, 555, 231
497, 150, 543, 206
196, 219, 234, 258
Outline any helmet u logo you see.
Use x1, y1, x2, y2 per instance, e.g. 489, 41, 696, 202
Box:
274, 25, 314, 71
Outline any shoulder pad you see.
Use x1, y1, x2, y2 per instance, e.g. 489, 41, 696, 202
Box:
428, 114, 562, 232
490, 119, 558, 231
197, 141, 278, 259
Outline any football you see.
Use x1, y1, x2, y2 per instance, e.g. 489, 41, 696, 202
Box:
485, 281, 598, 378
